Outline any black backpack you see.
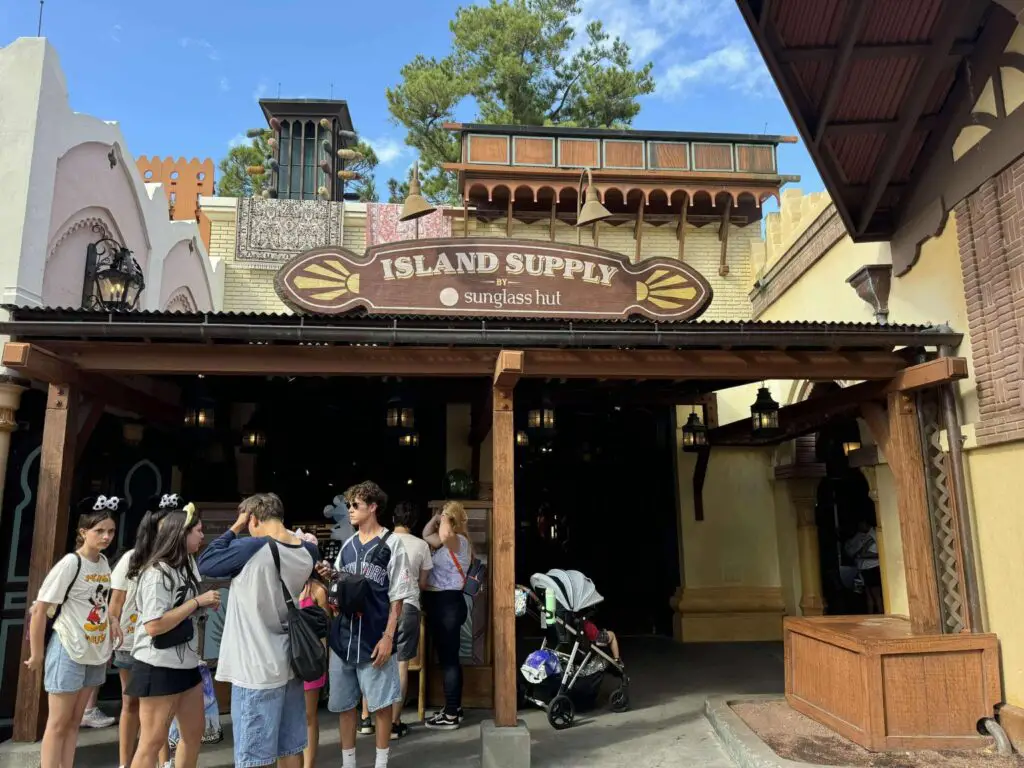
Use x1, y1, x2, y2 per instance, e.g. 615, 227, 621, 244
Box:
269, 541, 329, 683
328, 531, 392, 617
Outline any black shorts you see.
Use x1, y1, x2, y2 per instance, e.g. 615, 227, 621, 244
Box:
861, 567, 882, 588
126, 660, 202, 698
396, 604, 420, 662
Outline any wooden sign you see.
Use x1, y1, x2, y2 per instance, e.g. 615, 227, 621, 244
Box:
276, 238, 712, 321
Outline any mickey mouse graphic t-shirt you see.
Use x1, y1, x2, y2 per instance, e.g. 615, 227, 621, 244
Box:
110, 549, 140, 653
36, 552, 112, 665
132, 559, 201, 669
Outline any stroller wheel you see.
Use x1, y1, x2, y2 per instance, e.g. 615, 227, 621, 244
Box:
609, 686, 629, 713
547, 694, 575, 730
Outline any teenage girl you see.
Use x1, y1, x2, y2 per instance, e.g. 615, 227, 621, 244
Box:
127, 502, 220, 768
299, 557, 329, 768
109, 495, 177, 768
25, 495, 123, 768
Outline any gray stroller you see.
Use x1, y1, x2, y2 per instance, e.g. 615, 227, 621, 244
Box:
515, 569, 630, 730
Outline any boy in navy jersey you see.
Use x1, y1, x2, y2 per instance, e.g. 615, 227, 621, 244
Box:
321, 481, 415, 768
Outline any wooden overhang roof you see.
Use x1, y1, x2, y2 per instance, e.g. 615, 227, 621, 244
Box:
258, 98, 356, 143
0, 307, 960, 351
442, 122, 799, 222
735, 0, 1018, 242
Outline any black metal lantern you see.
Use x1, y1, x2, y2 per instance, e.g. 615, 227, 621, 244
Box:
84, 225, 145, 311
681, 409, 708, 452
515, 430, 529, 447
184, 377, 215, 430
750, 386, 780, 436
398, 431, 420, 448
386, 395, 415, 430
240, 409, 267, 453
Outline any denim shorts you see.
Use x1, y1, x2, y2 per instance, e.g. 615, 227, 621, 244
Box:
231, 677, 306, 768
328, 650, 401, 714
43, 635, 106, 695
113, 650, 135, 671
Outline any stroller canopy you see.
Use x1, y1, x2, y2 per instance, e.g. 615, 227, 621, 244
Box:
530, 569, 604, 613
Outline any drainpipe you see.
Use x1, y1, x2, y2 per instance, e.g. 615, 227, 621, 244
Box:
939, 346, 984, 632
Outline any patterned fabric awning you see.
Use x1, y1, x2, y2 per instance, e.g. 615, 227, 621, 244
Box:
366, 203, 451, 247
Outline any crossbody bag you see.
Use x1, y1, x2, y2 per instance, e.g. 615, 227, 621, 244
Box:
449, 540, 486, 598
269, 540, 329, 682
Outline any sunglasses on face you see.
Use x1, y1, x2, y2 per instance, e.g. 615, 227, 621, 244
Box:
345, 500, 362, 509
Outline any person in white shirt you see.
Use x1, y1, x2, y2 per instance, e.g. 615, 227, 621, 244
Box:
126, 502, 221, 768
25, 495, 123, 768
359, 500, 433, 740
109, 497, 177, 768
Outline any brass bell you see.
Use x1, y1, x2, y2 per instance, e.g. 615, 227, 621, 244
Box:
399, 164, 437, 222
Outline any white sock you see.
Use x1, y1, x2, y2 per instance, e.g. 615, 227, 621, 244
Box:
375, 746, 390, 768
342, 747, 357, 768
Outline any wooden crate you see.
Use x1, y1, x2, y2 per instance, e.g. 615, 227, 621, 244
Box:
784, 615, 1001, 751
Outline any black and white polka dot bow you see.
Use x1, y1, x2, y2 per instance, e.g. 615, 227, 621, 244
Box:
93, 495, 120, 511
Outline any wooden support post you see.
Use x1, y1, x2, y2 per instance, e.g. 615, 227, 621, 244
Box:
878, 392, 942, 634
677, 195, 688, 260
719, 198, 732, 276
14, 383, 80, 742
506, 195, 514, 238
463, 200, 470, 238
634, 199, 644, 263
492, 350, 522, 728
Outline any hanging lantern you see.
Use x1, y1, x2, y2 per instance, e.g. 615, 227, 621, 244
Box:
681, 409, 708, 452
184, 401, 215, 429
240, 409, 267, 453
750, 386, 780, 436
398, 431, 420, 448
527, 399, 555, 431
386, 396, 415, 429
516, 430, 529, 447
842, 440, 862, 456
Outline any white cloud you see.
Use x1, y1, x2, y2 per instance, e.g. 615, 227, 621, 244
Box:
367, 137, 409, 166
252, 81, 269, 103
110, 24, 122, 43
179, 37, 220, 61
219, 76, 230, 92
228, 134, 248, 149
660, 43, 774, 97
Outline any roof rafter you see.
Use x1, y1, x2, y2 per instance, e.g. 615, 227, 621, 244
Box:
813, 0, 872, 146
855, 0, 982, 236
779, 41, 976, 63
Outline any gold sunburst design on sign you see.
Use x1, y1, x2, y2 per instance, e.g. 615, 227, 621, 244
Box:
292, 259, 361, 301
635, 270, 697, 309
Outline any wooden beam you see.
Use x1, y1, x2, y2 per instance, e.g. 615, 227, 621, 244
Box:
860, 401, 891, 457
2, 343, 180, 425
814, 0, 871, 145
463, 200, 470, 238
549, 199, 556, 242
827, 115, 939, 136
506, 195, 513, 238
492, 384, 517, 727
885, 391, 942, 634
14, 383, 79, 741
708, 379, 890, 446
778, 41, 976, 63
677, 195, 688, 260
493, 349, 524, 389
719, 198, 732, 276
886, 356, 967, 393
856, 1, 976, 235
30, 342, 500, 377
634, 198, 644, 263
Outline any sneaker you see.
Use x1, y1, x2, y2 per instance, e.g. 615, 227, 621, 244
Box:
358, 716, 374, 735
80, 707, 115, 729
429, 706, 464, 723
201, 726, 223, 744
391, 721, 409, 740
424, 711, 460, 731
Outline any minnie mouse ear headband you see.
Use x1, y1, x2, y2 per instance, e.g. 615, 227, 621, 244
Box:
154, 493, 198, 526
78, 494, 123, 514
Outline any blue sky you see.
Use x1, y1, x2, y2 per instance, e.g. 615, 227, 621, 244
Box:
1, 0, 823, 203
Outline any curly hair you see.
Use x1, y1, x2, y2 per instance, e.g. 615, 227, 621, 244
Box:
441, 500, 469, 536
348, 481, 388, 514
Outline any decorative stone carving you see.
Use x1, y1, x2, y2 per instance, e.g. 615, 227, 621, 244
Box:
847, 264, 892, 324
235, 198, 344, 265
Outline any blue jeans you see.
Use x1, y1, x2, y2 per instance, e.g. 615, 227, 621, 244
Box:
231, 678, 306, 768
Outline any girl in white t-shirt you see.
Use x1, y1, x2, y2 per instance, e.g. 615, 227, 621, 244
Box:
126, 503, 220, 768
109, 495, 178, 768
25, 495, 123, 768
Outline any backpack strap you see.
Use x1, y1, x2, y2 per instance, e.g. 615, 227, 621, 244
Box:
268, 540, 297, 612
52, 553, 82, 623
